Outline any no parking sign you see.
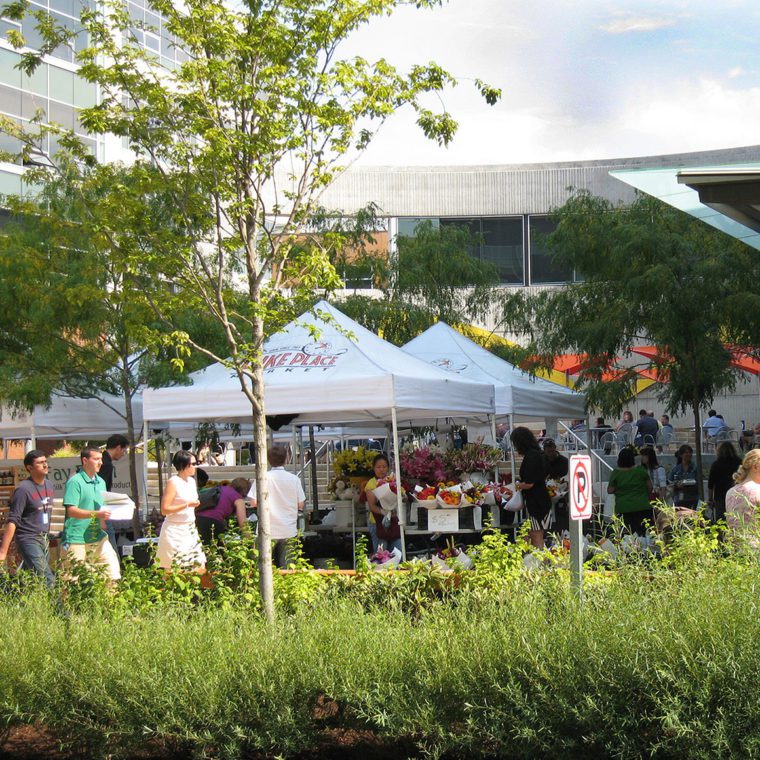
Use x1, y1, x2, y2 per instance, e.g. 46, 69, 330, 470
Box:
570, 454, 592, 521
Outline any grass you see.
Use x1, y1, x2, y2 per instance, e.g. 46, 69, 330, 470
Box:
0, 521, 759, 758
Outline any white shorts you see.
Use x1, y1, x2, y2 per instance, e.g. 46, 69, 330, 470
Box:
157, 521, 206, 570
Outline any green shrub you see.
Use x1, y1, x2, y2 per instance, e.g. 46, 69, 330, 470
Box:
2, 520, 760, 758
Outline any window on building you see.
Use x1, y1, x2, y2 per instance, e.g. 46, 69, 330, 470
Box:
529, 215, 575, 284
481, 216, 524, 284
397, 217, 439, 237
398, 215, 525, 285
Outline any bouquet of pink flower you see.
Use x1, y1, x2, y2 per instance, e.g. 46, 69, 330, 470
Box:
399, 444, 448, 483
445, 443, 502, 475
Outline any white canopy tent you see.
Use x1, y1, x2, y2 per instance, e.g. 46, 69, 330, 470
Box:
143, 302, 497, 559
143, 302, 496, 426
402, 322, 586, 419
0, 391, 143, 442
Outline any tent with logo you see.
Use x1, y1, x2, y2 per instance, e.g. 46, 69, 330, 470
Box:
143, 302, 497, 559
402, 321, 585, 419
143, 301, 496, 427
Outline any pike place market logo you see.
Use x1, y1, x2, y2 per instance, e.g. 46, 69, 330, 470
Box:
431, 358, 468, 373
262, 342, 348, 374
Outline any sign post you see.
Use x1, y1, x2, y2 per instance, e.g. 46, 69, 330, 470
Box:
569, 454, 592, 597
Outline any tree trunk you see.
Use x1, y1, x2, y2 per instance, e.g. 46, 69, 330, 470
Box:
119, 365, 142, 538
692, 396, 704, 502
251, 317, 275, 623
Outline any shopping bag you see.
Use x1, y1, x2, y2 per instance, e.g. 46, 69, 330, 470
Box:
603, 492, 616, 521
503, 489, 523, 512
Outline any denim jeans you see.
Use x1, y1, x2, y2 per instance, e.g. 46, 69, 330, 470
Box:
15, 535, 56, 588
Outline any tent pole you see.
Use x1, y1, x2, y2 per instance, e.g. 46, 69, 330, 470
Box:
508, 413, 516, 485
490, 413, 498, 478
308, 425, 319, 510
29, 423, 36, 452
142, 419, 149, 521
391, 407, 406, 561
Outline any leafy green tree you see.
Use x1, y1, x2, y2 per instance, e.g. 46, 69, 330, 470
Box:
0, 159, 230, 529
1, 0, 500, 618
501, 190, 760, 494
338, 220, 500, 344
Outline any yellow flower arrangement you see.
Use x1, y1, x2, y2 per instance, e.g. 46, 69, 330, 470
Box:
332, 446, 378, 478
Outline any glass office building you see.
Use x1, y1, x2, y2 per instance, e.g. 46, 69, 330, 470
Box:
0, 0, 101, 195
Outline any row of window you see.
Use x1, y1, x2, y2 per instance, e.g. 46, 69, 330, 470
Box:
123, 0, 189, 71
0, 48, 96, 108
397, 216, 581, 285
2, 4, 89, 65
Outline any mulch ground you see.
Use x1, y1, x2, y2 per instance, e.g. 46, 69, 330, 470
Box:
0, 725, 423, 760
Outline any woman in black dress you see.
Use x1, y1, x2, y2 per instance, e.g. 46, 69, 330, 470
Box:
708, 441, 741, 522
510, 427, 552, 548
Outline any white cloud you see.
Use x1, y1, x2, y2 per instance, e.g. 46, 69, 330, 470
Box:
728, 66, 745, 78
599, 14, 678, 34
612, 78, 760, 155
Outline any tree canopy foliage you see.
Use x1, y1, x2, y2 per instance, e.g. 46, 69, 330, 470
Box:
500, 189, 760, 485
338, 220, 501, 344
0, 0, 500, 618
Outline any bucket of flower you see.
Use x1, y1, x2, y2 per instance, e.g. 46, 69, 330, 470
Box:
435, 483, 464, 509
415, 482, 482, 531
370, 546, 402, 571
431, 537, 473, 572
412, 484, 438, 507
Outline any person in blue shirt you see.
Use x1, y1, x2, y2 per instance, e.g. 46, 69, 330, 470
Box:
668, 445, 699, 509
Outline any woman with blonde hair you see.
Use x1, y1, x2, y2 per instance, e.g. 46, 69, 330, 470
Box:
724, 449, 760, 545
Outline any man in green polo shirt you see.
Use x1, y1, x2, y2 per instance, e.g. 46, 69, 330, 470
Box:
62, 447, 121, 581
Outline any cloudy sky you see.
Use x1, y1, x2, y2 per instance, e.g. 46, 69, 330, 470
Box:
343, 0, 760, 166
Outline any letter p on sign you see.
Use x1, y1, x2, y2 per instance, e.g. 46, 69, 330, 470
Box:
570, 454, 592, 521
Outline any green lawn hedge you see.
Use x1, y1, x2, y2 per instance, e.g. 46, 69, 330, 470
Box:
0, 524, 758, 759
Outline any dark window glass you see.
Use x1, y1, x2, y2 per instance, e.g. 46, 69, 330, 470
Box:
481, 216, 524, 284
397, 217, 438, 237
529, 215, 574, 284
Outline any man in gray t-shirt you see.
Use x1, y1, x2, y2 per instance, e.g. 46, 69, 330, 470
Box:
0, 450, 55, 587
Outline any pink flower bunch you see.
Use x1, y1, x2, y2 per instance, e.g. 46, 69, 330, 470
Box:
445, 443, 502, 475
399, 445, 448, 483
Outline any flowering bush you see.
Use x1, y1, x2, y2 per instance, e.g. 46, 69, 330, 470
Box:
399, 444, 448, 483
332, 446, 378, 478
445, 443, 502, 475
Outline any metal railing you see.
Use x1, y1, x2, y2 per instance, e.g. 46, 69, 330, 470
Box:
557, 421, 613, 512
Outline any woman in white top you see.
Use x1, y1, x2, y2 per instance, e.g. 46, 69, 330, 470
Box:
640, 446, 667, 502
725, 449, 760, 548
157, 450, 207, 571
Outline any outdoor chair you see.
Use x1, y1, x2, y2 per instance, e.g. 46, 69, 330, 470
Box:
600, 431, 617, 455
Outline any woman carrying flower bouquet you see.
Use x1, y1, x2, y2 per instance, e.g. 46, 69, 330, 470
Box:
510, 427, 552, 549
365, 453, 402, 553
